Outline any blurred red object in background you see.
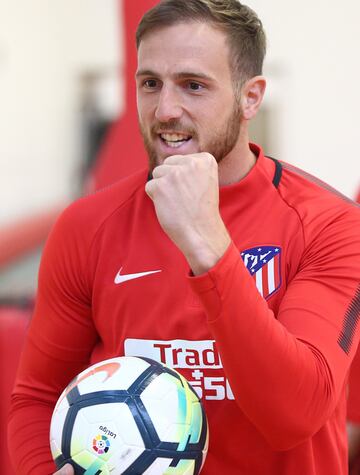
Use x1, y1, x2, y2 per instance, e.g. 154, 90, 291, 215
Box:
0, 304, 32, 474
0, 207, 62, 269
87, 0, 158, 192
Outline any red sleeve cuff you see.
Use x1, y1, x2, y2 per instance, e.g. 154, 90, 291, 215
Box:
187, 241, 246, 321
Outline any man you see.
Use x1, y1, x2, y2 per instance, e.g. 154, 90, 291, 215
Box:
8, 1, 360, 474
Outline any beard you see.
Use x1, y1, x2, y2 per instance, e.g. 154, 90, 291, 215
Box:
139, 102, 242, 171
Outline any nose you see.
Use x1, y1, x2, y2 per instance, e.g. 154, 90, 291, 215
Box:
155, 85, 183, 123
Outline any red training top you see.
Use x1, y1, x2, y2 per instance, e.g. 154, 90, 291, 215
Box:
8, 145, 360, 474
347, 188, 360, 426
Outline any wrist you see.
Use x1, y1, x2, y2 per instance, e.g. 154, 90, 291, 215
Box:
183, 226, 231, 276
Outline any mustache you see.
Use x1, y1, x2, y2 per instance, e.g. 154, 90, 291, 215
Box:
151, 120, 197, 136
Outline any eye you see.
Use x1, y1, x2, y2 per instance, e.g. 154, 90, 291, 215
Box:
143, 79, 159, 89
188, 82, 204, 91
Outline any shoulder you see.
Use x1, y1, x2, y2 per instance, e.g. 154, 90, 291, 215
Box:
278, 161, 355, 204
275, 159, 360, 246
39, 169, 150, 292
45, 168, 149, 258
276, 159, 359, 217
56, 168, 149, 233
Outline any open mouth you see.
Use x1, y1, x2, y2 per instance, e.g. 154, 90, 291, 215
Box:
159, 132, 192, 148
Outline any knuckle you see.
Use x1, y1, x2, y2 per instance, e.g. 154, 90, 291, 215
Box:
194, 152, 216, 168
172, 167, 182, 181
204, 152, 216, 164
145, 180, 155, 196
152, 166, 162, 179
164, 154, 180, 164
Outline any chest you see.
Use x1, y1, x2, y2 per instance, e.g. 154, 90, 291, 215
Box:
90, 202, 302, 348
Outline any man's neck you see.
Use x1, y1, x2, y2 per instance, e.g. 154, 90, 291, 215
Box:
218, 133, 257, 186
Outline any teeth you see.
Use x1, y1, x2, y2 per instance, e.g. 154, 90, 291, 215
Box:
160, 133, 190, 142
166, 141, 185, 148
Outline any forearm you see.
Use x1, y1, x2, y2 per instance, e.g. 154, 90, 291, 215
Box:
210, 306, 333, 449
190, 242, 340, 449
8, 398, 56, 474
8, 311, 96, 474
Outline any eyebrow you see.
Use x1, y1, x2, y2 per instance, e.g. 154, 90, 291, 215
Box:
135, 69, 214, 82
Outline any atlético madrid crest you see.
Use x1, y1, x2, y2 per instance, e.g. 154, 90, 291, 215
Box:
241, 246, 282, 300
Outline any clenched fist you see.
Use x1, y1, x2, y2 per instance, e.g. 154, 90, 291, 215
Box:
145, 152, 231, 275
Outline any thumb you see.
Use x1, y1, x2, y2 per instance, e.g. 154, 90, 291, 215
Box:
145, 179, 156, 200
54, 463, 74, 475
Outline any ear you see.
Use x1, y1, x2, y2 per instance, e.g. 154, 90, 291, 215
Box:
241, 75, 266, 120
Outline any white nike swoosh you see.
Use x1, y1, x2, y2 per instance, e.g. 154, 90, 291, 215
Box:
114, 267, 162, 285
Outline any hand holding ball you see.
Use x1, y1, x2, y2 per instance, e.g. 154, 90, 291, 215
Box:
50, 356, 208, 474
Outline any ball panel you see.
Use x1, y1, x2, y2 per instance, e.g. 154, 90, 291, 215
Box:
53, 389, 71, 413
142, 457, 173, 475
187, 400, 203, 445
76, 357, 151, 395
71, 403, 146, 472
110, 445, 147, 474
164, 459, 196, 475
71, 449, 105, 473
50, 398, 70, 460
50, 437, 62, 461
141, 374, 181, 442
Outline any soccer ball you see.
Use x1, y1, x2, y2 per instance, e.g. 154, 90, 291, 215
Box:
50, 356, 208, 474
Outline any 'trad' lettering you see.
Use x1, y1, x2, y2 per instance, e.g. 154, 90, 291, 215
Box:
124, 339, 234, 401
124, 339, 223, 369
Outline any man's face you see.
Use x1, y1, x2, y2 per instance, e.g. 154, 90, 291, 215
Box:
136, 22, 243, 169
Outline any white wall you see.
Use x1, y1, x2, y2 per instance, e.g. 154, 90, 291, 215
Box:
0, 0, 359, 227
249, 0, 360, 197
0, 0, 121, 225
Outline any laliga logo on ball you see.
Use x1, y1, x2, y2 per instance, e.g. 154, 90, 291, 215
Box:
92, 434, 111, 455
50, 356, 209, 474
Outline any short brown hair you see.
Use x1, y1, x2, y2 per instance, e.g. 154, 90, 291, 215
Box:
136, 0, 266, 90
